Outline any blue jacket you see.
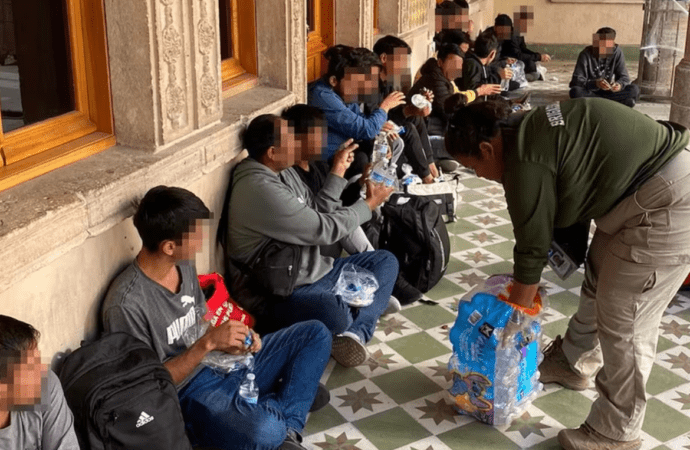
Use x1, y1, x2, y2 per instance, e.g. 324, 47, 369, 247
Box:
308, 78, 387, 159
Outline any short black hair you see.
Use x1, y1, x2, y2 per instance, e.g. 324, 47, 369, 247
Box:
436, 1, 462, 14
373, 35, 412, 56
243, 114, 278, 160
473, 29, 499, 58
438, 42, 464, 61
445, 99, 512, 159
324, 46, 383, 82
133, 186, 210, 252
495, 14, 512, 28
434, 29, 472, 47
596, 27, 616, 39
453, 0, 469, 9
281, 104, 325, 135
0, 315, 40, 382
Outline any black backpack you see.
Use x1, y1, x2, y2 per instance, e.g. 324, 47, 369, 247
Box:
380, 193, 451, 293
59, 332, 193, 450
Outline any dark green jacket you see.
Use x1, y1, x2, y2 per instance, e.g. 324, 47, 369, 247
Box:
504, 97, 688, 284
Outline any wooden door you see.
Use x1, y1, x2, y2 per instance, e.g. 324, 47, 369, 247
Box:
307, 0, 333, 83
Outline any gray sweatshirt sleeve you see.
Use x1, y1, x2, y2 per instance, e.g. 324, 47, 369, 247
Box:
314, 172, 348, 213
42, 371, 80, 450
236, 174, 372, 247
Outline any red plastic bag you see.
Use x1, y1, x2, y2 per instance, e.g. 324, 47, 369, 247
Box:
198, 273, 255, 328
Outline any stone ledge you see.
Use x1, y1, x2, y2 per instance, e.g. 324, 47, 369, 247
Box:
0, 86, 295, 294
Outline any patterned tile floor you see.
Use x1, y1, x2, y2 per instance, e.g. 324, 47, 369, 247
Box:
303, 62, 690, 449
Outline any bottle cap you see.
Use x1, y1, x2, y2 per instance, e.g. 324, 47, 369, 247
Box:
247, 373, 255, 380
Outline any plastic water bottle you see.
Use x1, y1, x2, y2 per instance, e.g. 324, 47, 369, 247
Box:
372, 132, 388, 164
500, 62, 516, 92
370, 160, 396, 188
239, 372, 259, 404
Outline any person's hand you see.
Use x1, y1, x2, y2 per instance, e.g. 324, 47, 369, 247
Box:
541, 54, 551, 62
386, 132, 399, 147
468, 19, 475, 34
248, 329, 262, 353
429, 162, 439, 179
506, 57, 518, 65
499, 66, 513, 80
365, 180, 395, 210
611, 82, 622, 92
331, 139, 358, 178
204, 320, 250, 355
596, 79, 612, 91
404, 104, 431, 117
380, 91, 406, 113
422, 89, 434, 103
381, 121, 395, 133
476, 84, 502, 96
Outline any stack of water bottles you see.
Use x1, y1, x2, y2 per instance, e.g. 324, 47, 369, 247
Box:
369, 122, 402, 190
447, 274, 546, 426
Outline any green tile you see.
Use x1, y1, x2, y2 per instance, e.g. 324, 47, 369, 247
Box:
437, 421, 520, 449
642, 398, 690, 442
304, 404, 347, 435
547, 291, 580, 318
458, 191, 489, 203
449, 235, 477, 253
460, 178, 493, 189
656, 336, 675, 354
445, 256, 471, 275
542, 270, 584, 290
533, 389, 592, 429
325, 363, 366, 390
494, 209, 512, 221
369, 336, 381, 345
541, 318, 570, 340
425, 277, 465, 301
484, 241, 515, 260
490, 224, 515, 240
400, 304, 457, 330
677, 308, 690, 323
455, 204, 486, 219
386, 332, 452, 365
354, 407, 432, 450
479, 261, 515, 276
372, 366, 444, 405
646, 364, 688, 396
650, 445, 672, 450
528, 437, 563, 450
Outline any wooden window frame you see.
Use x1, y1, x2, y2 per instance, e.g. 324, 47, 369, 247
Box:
220, 0, 258, 98
373, 0, 380, 35
0, 0, 115, 192
307, 0, 333, 83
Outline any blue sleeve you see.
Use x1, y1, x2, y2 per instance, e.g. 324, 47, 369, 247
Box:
310, 85, 387, 141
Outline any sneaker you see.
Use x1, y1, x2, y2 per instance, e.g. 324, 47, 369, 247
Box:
437, 159, 460, 173
536, 63, 548, 81
331, 332, 368, 367
383, 296, 402, 315
392, 275, 422, 305
539, 335, 590, 391
558, 423, 641, 450
309, 383, 330, 412
279, 429, 308, 450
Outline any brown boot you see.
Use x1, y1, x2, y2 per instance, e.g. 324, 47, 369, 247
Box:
558, 423, 641, 450
539, 335, 590, 391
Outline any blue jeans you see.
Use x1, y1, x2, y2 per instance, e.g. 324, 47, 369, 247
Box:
177, 321, 331, 450
270, 250, 398, 343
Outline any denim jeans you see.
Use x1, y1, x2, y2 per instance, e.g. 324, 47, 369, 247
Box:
177, 320, 331, 450
265, 250, 398, 343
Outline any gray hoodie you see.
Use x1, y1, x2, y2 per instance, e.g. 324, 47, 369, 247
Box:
227, 158, 372, 287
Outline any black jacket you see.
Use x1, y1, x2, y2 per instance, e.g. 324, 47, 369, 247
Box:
408, 57, 456, 136
459, 52, 501, 92
501, 33, 541, 65
570, 44, 631, 90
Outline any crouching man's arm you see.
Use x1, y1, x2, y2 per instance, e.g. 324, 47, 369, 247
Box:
165, 320, 254, 385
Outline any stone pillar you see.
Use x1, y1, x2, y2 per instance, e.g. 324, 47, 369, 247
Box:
670, 14, 690, 127
103, 0, 222, 151
637, 0, 688, 98
256, 0, 307, 103
335, 0, 374, 49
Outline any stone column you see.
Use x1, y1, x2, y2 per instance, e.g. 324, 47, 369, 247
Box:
670, 14, 690, 127
335, 0, 375, 49
256, 0, 307, 103
103, 0, 222, 151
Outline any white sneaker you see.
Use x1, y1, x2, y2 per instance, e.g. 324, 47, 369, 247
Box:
332, 332, 369, 367
383, 296, 402, 315
536, 63, 547, 81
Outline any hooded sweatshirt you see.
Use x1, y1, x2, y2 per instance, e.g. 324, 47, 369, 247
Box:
570, 44, 631, 91
226, 158, 372, 287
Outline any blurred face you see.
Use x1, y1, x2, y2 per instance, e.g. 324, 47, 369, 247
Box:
176, 219, 206, 259
272, 118, 298, 169
334, 67, 380, 104
593, 33, 615, 58
1, 347, 47, 410
513, 7, 534, 33
383, 48, 412, 90
436, 8, 468, 33
495, 25, 512, 40
295, 124, 328, 162
439, 54, 463, 81
460, 42, 470, 53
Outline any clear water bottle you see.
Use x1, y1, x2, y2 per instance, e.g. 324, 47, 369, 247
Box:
371, 132, 388, 164
239, 372, 259, 404
370, 160, 396, 188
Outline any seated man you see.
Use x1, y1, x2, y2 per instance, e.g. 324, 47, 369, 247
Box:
459, 29, 512, 99
308, 45, 406, 178
0, 315, 79, 450
222, 114, 399, 368
570, 27, 640, 107
494, 10, 550, 82
102, 186, 331, 450
434, 0, 473, 51
371, 35, 439, 182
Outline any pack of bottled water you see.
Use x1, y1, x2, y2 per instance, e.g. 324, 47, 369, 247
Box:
448, 274, 546, 426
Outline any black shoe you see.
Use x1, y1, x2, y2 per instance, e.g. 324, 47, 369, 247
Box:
392, 275, 422, 306
280, 430, 307, 450
309, 383, 330, 412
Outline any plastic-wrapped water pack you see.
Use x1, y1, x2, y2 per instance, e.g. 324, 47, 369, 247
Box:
448, 274, 546, 426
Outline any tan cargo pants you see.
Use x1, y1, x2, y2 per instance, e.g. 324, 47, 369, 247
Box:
561, 147, 690, 441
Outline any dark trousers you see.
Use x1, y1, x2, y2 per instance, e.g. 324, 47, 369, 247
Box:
570, 84, 640, 107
